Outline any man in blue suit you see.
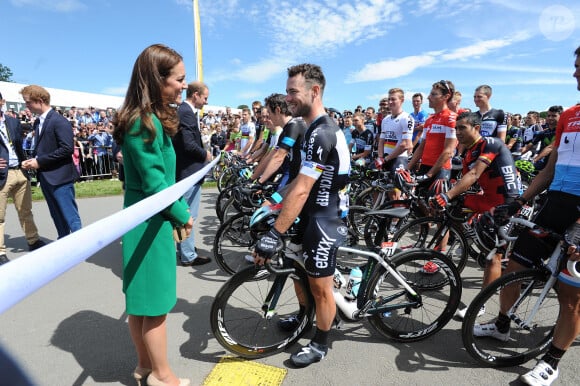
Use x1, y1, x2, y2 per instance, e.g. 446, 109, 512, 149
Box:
172, 81, 212, 266
0, 91, 44, 265
20, 85, 82, 238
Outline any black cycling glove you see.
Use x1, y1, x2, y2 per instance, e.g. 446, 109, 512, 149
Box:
255, 228, 284, 260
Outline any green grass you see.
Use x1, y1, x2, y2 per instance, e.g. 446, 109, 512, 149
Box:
29, 178, 217, 201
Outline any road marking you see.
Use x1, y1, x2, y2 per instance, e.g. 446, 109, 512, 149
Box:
203, 356, 287, 385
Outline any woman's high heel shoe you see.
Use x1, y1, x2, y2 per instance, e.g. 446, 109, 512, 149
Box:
146, 374, 190, 386
133, 367, 152, 386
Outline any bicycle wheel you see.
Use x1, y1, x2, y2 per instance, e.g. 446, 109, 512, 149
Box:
354, 186, 388, 210
220, 195, 244, 224
215, 186, 235, 222
391, 217, 469, 273
210, 264, 315, 358
214, 213, 255, 275
346, 205, 371, 239
362, 200, 413, 249
461, 269, 559, 367
366, 249, 462, 342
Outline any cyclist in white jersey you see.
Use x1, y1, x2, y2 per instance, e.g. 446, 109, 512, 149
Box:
377, 88, 414, 200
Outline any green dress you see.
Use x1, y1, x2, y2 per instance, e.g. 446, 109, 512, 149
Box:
122, 115, 190, 316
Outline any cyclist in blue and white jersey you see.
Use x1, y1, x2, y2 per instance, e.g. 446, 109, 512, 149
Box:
477, 46, 580, 386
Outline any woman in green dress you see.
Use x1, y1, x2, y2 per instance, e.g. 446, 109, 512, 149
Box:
113, 44, 193, 386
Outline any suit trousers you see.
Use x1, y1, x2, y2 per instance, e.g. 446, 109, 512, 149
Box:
0, 169, 40, 254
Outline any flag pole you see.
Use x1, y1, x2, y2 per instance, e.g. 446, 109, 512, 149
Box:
193, 0, 203, 82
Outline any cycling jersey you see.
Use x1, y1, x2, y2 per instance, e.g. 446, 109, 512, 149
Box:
268, 128, 281, 151
364, 118, 378, 138
239, 121, 256, 152
506, 126, 523, 153
420, 109, 457, 169
521, 124, 543, 144
350, 128, 374, 161
297, 114, 350, 278
380, 112, 414, 157
530, 128, 556, 154
300, 115, 350, 217
410, 109, 428, 142
550, 104, 580, 196
462, 136, 520, 212
277, 118, 306, 183
476, 108, 507, 138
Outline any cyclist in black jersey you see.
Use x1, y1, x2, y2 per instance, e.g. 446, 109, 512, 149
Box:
521, 105, 562, 171
253, 64, 350, 368
430, 111, 519, 318
473, 85, 507, 142
505, 113, 524, 158
251, 93, 306, 189
349, 112, 374, 165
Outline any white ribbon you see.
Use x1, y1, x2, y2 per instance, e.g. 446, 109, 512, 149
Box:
0, 158, 219, 315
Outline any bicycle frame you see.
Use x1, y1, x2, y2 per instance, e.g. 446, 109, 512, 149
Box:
499, 218, 567, 331
262, 244, 421, 322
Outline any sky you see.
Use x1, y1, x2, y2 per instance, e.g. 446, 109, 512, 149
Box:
2, 0, 580, 115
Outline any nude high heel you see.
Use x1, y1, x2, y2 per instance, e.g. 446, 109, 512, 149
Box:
133, 367, 151, 386
146, 373, 190, 386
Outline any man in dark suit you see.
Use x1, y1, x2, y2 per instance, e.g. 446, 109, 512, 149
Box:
20, 85, 82, 238
172, 81, 211, 266
0, 92, 45, 265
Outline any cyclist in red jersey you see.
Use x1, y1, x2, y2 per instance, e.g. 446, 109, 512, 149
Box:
408, 80, 457, 186
430, 111, 519, 318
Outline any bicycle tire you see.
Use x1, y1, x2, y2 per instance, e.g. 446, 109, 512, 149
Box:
210, 264, 315, 358
215, 186, 235, 222
391, 216, 469, 274
220, 195, 244, 224
354, 186, 388, 210
362, 200, 413, 249
346, 205, 371, 239
213, 213, 256, 275
461, 269, 559, 367
366, 249, 462, 342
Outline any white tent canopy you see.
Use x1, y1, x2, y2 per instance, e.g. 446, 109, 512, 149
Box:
0, 81, 235, 115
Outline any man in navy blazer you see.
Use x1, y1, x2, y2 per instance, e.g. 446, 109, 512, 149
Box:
0, 92, 44, 265
172, 81, 212, 266
20, 85, 82, 238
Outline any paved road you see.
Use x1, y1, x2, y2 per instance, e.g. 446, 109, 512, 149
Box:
0, 188, 579, 385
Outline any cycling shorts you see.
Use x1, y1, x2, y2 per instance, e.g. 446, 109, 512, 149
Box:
303, 216, 347, 278
385, 157, 408, 175
463, 193, 505, 214
510, 191, 580, 287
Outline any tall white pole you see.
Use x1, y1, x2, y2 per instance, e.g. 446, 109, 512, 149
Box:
193, 0, 203, 82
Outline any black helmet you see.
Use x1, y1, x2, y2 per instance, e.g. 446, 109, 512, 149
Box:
474, 212, 498, 253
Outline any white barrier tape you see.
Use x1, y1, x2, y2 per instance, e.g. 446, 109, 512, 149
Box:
0, 158, 219, 315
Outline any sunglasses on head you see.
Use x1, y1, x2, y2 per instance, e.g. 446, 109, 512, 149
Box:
439, 80, 451, 94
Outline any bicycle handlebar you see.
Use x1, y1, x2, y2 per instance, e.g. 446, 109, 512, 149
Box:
498, 217, 536, 243
497, 217, 580, 278
264, 260, 295, 275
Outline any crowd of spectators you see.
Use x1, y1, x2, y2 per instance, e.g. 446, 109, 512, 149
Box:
2, 94, 557, 184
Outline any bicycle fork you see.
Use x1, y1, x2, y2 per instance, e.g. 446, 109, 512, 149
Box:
261, 274, 290, 319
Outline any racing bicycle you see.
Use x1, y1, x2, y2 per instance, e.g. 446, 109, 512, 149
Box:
210, 240, 462, 358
